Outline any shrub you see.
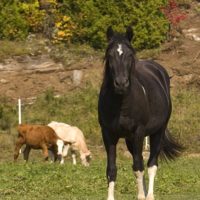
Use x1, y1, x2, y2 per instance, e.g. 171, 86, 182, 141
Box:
161, 0, 187, 29
59, 0, 169, 49
53, 15, 76, 43
19, 1, 46, 33
0, 99, 17, 131
0, 0, 178, 50
0, 0, 28, 40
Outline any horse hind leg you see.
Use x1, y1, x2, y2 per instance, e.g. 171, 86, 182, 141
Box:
146, 166, 157, 200
146, 128, 164, 200
147, 128, 183, 200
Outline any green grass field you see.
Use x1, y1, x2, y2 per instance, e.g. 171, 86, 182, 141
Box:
0, 154, 200, 200
1, 84, 200, 200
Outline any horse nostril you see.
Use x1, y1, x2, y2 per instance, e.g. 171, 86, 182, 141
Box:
114, 79, 120, 87
124, 79, 129, 87
57, 154, 62, 162
121, 77, 129, 87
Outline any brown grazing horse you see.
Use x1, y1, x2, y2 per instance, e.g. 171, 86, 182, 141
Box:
14, 124, 68, 162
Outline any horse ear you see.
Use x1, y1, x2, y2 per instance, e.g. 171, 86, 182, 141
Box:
106, 26, 114, 41
125, 26, 133, 42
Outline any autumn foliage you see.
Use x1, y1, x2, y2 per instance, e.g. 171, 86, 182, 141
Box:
161, 0, 187, 27
0, 0, 189, 49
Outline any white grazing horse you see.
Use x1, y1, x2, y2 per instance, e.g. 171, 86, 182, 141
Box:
48, 121, 91, 166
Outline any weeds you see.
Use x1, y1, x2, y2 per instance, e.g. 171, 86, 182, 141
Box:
0, 40, 30, 62
169, 88, 200, 153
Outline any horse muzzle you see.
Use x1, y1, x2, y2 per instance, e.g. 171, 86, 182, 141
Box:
57, 154, 62, 162
114, 78, 129, 94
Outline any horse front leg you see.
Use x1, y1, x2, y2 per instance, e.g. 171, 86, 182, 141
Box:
102, 129, 118, 200
14, 136, 25, 161
23, 145, 31, 162
126, 126, 146, 200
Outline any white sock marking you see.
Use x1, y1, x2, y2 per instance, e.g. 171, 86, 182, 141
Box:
135, 171, 146, 200
107, 181, 115, 200
147, 165, 157, 200
117, 44, 123, 56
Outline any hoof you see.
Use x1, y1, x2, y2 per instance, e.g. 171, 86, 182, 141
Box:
107, 197, 115, 200
146, 194, 154, 200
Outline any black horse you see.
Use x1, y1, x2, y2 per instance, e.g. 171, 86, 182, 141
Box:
98, 27, 183, 200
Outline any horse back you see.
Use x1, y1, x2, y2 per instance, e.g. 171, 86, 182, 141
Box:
17, 124, 57, 147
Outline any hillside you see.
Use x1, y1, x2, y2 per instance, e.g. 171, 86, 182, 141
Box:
0, 2, 199, 101
156, 2, 200, 88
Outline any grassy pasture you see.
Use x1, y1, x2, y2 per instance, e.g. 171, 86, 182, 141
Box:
0, 155, 200, 200
0, 85, 200, 199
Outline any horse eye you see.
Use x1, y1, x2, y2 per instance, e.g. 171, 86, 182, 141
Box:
127, 54, 133, 59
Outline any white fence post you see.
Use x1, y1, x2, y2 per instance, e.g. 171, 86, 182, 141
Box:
18, 98, 22, 124
144, 136, 149, 151
18, 98, 22, 154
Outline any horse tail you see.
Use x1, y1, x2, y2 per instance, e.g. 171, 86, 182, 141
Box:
160, 128, 184, 160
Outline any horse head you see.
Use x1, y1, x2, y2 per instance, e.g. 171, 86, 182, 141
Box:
105, 26, 136, 95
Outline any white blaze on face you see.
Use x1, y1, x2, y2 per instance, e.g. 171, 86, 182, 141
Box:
117, 44, 123, 56
56, 139, 64, 155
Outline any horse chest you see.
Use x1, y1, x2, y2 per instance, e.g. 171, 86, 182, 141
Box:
118, 115, 136, 132
99, 88, 148, 135
104, 109, 137, 134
